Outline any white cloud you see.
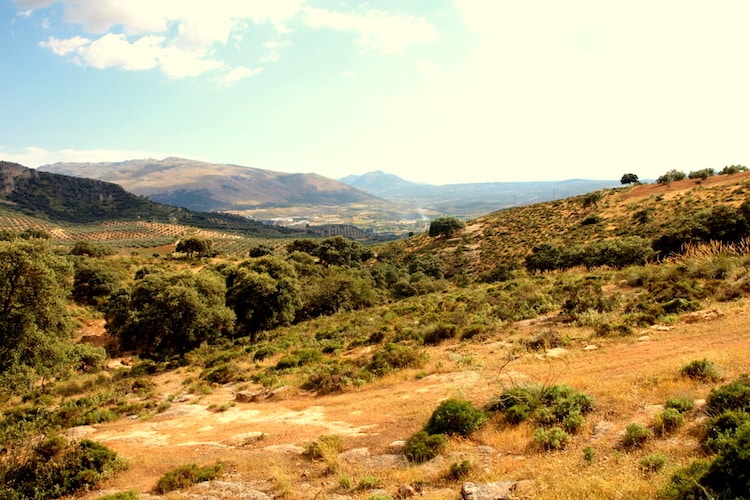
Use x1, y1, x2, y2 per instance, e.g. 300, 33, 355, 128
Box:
40, 35, 88, 55
0, 146, 173, 168
22, 0, 306, 79
214, 66, 263, 87
304, 7, 439, 53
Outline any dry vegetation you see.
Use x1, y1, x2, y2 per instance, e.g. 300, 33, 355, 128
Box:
3, 172, 750, 499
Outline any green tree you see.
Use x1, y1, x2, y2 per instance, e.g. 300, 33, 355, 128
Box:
72, 260, 122, 307
225, 256, 302, 341
313, 236, 373, 267
300, 266, 380, 318
0, 240, 76, 391
657, 169, 687, 184
620, 173, 639, 184
428, 217, 465, 237
105, 270, 234, 358
175, 236, 213, 258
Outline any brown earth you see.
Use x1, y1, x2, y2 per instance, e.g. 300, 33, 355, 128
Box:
73, 299, 750, 500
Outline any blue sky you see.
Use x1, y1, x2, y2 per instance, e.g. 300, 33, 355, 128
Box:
2, 1, 750, 185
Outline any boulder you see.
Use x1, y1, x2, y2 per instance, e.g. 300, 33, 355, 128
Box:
461, 481, 517, 500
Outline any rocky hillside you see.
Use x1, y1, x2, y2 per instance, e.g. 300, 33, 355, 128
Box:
40, 158, 387, 212
0, 161, 296, 236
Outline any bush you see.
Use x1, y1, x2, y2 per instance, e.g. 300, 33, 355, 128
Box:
446, 460, 472, 481
154, 462, 223, 494
665, 397, 694, 415
705, 375, 750, 414
701, 422, 750, 498
422, 323, 458, 345
428, 217, 465, 237
533, 426, 570, 451
660, 459, 712, 499
620, 423, 653, 449
403, 431, 446, 463
680, 359, 721, 382
486, 384, 594, 433
302, 361, 370, 395
705, 411, 750, 452
367, 344, 427, 376
423, 399, 486, 436
639, 453, 667, 473
0, 437, 124, 499
302, 434, 345, 460
653, 408, 685, 436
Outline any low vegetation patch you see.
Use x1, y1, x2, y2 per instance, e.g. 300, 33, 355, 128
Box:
154, 462, 224, 494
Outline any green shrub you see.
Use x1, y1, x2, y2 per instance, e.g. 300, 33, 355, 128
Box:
486, 384, 594, 433
422, 323, 458, 345
302, 361, 370, 395
653, 408, 685, 436
423, 399, 486, 436
201, 362, 242, 384
367, 343, 427, 376
356, 475, 381, 490
639, 453, 667, 473
705, 410, 750, 452
621, 423, 653, 449
303, 434, 345, 460
665, 397, 694, 414
154, 462, 223, 494
705, 375, 750, 414
96, 492, 139, 500
446, 460, 472, 481
582, 446, 596, 464
403, 431, 446, 463
680, 359, 721, 382
533, 427, 570, 451
700, 422, 750, 498
0, 437, 124, 499
660, 459, 711, 499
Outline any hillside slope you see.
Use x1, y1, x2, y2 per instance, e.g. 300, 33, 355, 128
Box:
394, 171, 750, 279
0, 161, 296, 236
40, 157, 387, 212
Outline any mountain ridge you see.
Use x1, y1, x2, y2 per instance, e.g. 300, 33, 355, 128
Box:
40, 157, 387, 212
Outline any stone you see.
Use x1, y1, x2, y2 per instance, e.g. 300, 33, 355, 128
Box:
235, 390, 263, 403
461, 481, 517, 500
397, 483, 417, 497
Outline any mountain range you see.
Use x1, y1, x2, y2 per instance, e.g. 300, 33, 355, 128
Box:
40, 159, 622, 224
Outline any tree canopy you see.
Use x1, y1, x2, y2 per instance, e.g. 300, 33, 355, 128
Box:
428, 217, 465, 237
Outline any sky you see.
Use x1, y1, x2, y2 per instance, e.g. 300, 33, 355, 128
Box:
1, 1, 750, 185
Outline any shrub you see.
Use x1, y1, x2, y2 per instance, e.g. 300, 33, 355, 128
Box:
705, 411, 750, 452
660, 459, 712, 499
582, 446, 596, 464
154, 462, 223, 494
486, 384, 595, 432
665, 397, 694, 414
446, 460, 472, 481
680, 359, 721, 382
653, 408, 685, 436
620, 423, 653, 449
303, 434, 345, 460
428, 217, 464, 237
356, 475, 381, 490
96, 492, 139, 500
639, 453, 667, 473
302, 361, 370, 395
533, 426, 570, 451
0, 437, 124, 499
422, 323, 458, 345
423, 399, 486, 436
705, 375, 750, 414
201, 362, 241, 384
700, 422, 750, 498
367, 343, 427, 376
403, 431, 446, 463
